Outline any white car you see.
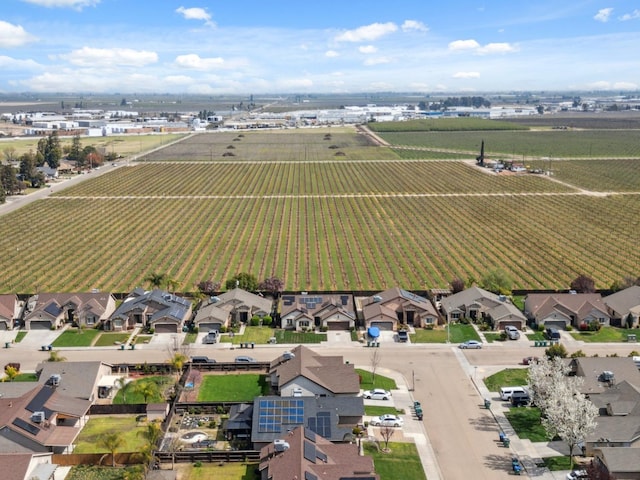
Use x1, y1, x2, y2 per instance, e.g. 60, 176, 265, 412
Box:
566, 470, 588, 480
370, 414, 403, 427
459, 340, 482, 349
362, 388, 392, 400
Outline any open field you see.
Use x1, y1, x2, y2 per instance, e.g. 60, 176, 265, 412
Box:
1, 125, 640, 293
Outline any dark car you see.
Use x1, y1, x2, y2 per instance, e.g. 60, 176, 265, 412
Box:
190, 356, 215, 364
397, 330, 409, 342
510, 391, 530, 407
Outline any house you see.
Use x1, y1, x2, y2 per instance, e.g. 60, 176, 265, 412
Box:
106, 288, 192, 333
0, 294, 21, 331
570, 357, 640, 396
35, 361, 114, 403
269, 345, 360, 397
361, 287, 439, 331
0, 452, 58, 480
280, 294, 355, 331
605, 286, 640, 328
524, 292, 610, 330
440, 286, 526, 330
0, 384, 90, 454
251, 395, 364, 450
593, 447, 640, 480
194, 288, 272, 332
258, 426, 379, 480
22, 292, 116, 331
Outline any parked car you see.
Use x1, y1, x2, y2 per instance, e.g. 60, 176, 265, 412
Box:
459, 340, 482, 349
203, 330, 219, 344
566, 469, 588, 480
397, 330, 409, 342
363, 388, 392, 400
505, 326, 520, 340
235, 356, 257, 363
510, 391, 530, 407
370, 414, 404, 427
190, 356, 215, 364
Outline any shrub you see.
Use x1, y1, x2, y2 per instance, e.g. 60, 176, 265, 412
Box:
262, 315, 273, 326
499, 332, 508, 341
250, 316, 260, 327
424, 324, 434, 330
566, 325, 573, 331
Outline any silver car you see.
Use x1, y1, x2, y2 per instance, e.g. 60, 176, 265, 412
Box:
459, 340, 482, 349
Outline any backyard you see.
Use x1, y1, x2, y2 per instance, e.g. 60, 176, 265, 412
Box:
197, 374, 270, 402
112, 376, 174, 404
73, 416, 148, 454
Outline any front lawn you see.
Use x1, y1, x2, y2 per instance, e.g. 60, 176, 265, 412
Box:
94, 332, 131, 347
74, 416, 147, 453
543, 456, 572, 471
410, 323, 480, 343
526, 331, 546, 341
483, 333, 504, 343
484, 368, 529, 393
198, 374, 269, 402
51, 328, 101, 347
13, 373, 38, 382
276, 330, 327, 344
14, 331, 27, 343
356, 369, 398, 391
183, 332, 197, 344
365, 406, 405, 416
363, 442, 426, 480
570, 326, 638, 343
504, 407, 551, 442
112, 376, 174, 404
220, 326, 274, 344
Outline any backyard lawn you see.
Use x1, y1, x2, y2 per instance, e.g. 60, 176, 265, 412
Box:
177, 462, 259, 480
410, 324, 480, 343
198, 374, 269, 402
73, 416, 147, 453
112, 376, 174, 404
66, 465, 145, 480
484, 368, 529, 392
356, 368, 398, 391
363, 442, 426, 480
51, 328, 101, 347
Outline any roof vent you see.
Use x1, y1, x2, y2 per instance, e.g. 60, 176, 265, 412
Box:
373, 295, 383, 303
274, 439, 290, 452
600, 371, 615, 383
210, 296, 220, 303
49, 374, 61, 386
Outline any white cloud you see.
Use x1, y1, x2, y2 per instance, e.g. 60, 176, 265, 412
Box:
619, 10, 640, 21
402, 20, 428, 33
448, 39, 481, 51
586, 80, 638, 90
163, 75, 195, 86
58, 47, 158, 67
21, 0, 100, 8
359, 45, 378, 54
478, 42, 518, 54
453, 71, 480, 79
278, 78, 313, 89
449, 39, 517, 55
0, 21, 37, 48
594, 8, 613, 22
335, 22, 397, 42
174, 54, 225, 70
0, 55, 41, 69
176, 6, 216, 27
325, 50, 339, 58
364, 56, 391, 66
613, 81, 638, 89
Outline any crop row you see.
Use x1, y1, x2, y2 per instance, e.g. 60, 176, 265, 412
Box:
56, 161, 575, 197
1, 194, 639, 293
378, 130, 640, 159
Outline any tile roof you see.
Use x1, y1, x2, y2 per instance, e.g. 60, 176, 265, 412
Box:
0, 294, 19, 321
525, 293, 607, 320
259, 426, 378, 480
571, 357, 640, 394
605, 286, 640, 317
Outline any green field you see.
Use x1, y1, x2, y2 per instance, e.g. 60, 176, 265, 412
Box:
2, 125, 640, 293
197, 374, 268, 402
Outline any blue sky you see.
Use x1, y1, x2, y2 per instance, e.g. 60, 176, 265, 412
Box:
0, 0, 639, 94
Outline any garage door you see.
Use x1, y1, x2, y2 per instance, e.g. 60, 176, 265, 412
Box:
199, 323, 221, 332
0, 323, 7, 331
327, 321, 349, 331
500, 321, 522, 330
154, 323, 178, 334
29, 320, 52, 330
370, 321, 394, 331
544, 320, 566, 330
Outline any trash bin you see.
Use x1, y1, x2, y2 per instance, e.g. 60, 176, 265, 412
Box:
499, 432, 507, 442
251, 342, 255, 349
484, 399, 491, 409
503, 438, 510, 447
41, 345, 47, 351
4, 342, 10, 349
130, 344, 135, 350
47, 345, 53, 351
367, 341, 371, 347
120, 344, 125, 350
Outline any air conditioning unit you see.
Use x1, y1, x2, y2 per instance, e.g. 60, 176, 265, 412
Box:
31, 411, 45, 423
49, 374, 61, 386
274, 439, 290, 452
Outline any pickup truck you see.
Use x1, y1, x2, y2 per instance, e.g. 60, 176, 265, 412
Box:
397, 330, 409, 342
203, 330, 219, 344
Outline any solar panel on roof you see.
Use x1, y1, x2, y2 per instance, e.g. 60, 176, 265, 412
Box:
258, 399, 304, 433
340, 296, 349, 306
305, 472, 318, 480
400, 289, 426, 303
303, 440, 316, 463
316, 451, 327, 463
26, 387, 54, 415
304, 428, 316, 442
13, 418, 40, 436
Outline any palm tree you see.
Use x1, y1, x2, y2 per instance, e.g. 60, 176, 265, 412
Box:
132, 380, 160, 403
99, 432, 124, 467
138, 420, 163, 447
114, 376, 129, 403
144, 272, 168, 289
168, 353, 188, 377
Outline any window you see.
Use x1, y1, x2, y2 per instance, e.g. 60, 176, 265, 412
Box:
286, 319, 293, 326
451, 312, 461, 320
300, 321, 309, 327
86, 315, 95, 325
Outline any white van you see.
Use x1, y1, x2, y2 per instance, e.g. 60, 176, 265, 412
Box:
499, 386, 527, 401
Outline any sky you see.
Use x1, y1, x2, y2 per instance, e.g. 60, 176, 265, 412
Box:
0, 0, 639, 94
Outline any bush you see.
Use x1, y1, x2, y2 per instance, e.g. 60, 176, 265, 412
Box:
566, 325, 573, 331
424, 324, 434, 330
262, 315, 273, 326
250, 316, 260, 327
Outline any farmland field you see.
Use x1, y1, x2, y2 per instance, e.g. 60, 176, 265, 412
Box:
1, 124, 640, 294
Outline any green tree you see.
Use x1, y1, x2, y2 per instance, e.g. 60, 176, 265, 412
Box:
2, 146, 17, 163
36, 131, 62, 169
225, 272, 258, 291
47, 350, 66, 362
98, 432, 124, 467
144, 272, 168, 289
479, 268, 513, 295
68, 134, 83, 164
0, 164, 18, 196
168, 352, 188, 376
19, 151, 45, 187
545, 343, 568, 359
570, 274, 596, 293
114, 376, 129, 403
4, 365, 19, 381
132, 380, 160, 403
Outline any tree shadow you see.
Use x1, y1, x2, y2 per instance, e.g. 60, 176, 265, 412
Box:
467, 414, 501, 432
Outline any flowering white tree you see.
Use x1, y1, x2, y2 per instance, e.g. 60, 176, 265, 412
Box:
528, 356, 598, 470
